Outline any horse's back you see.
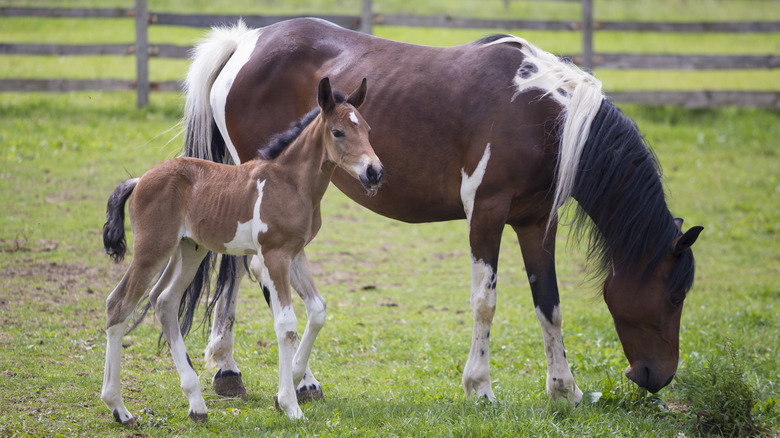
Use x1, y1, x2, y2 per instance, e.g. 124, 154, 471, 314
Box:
223, 19, 566, 223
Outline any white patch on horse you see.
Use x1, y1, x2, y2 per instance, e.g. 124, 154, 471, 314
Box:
460, 143, 492, 227
462, 256, 497, 402
348, 111, 359, 126
224, 179, 268, 254
534, 305, 583, 402
211, 29, 262, 165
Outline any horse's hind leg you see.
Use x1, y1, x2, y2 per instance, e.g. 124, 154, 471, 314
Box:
102, 253, 170, 425
513, 223, 582, 403
205, 255, 247, 398
149, 240, 210, 422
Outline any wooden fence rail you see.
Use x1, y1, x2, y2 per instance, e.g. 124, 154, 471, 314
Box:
1, 1, 778, 108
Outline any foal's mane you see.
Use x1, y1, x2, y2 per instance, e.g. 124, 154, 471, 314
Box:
571, 100, 695, 294
258, 91, 348, 160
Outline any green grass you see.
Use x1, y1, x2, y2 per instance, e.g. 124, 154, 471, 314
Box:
1, 1, 779, 436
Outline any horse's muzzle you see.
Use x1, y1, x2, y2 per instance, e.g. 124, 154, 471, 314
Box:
625, 364, 675, 393
360, 164, 385, 196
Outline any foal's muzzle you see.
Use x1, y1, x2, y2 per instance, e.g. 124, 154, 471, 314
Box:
360, 163, 385, 196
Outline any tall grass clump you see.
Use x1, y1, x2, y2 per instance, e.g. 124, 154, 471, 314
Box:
674, 341, 776, 437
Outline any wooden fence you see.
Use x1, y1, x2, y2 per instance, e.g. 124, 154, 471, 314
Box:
1, 0, 779, 108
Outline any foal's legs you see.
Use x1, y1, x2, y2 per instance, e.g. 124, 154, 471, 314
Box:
250, 252, 303, 419
513, 223, 582, 402
149, 240, 210, 421
289, 250, 326, 398
102, 251, 171, 425
207, 255, 324, 402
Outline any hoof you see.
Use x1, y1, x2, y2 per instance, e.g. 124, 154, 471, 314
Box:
189, 411, 208, 423
112, 409, 136, 427
296, 386, 325, 405
213, 369, 247, 398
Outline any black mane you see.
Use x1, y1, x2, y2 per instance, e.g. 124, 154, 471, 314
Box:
257, 91, 348, 160
571, 100, 695, 295
476, 34, 514, 45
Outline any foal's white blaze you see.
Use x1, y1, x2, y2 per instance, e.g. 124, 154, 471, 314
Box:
348, 111, 359, 126
210, 28, 262, 165
534, 305, 583, 402
460, 143, 492, 227
224, 179, 268, 254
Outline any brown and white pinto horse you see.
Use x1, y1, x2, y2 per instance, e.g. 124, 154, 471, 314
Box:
182, 19, 703, 407
101, 77, 382, 424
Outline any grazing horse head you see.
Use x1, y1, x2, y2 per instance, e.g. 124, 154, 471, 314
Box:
317, 77, 384, 196
604, 221, 703, 392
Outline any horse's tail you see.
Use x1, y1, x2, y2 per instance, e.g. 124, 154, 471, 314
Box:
182, 19, 249, 163
103, 178, 139, 263
546, 66, 604, 234
177, 20, 251, 340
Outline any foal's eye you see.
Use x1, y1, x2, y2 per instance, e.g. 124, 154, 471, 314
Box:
668, 292, 685, 307
332, 129, 345, 138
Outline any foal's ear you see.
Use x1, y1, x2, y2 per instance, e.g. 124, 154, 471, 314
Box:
318, 77, 336, 113
347, 78, 368, 109
673, 225, 703, 256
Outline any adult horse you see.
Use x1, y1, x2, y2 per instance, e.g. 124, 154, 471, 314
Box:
181, 18, 702, 405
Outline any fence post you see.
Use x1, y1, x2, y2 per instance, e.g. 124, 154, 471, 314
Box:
581, 0, 593, 71
135, 0, 149, 108
361, 0, 373, 34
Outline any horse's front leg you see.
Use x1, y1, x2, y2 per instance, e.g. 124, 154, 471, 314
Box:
204, 255, 247, 398
250, 252, 303, 419
513, 223, 582, 403
289, 250, 326, 402
459, 155, 506, 401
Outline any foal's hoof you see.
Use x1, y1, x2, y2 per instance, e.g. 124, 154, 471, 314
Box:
189, 411, 208, 423
112, 409, 137, 427
274, 387, 324, 411
213, 369, 247, 398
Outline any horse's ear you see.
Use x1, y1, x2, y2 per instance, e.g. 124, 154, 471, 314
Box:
347, 78, 368, 109
318, 77, 335, 113
673, 225, 703, 256
674, 217, 684, 230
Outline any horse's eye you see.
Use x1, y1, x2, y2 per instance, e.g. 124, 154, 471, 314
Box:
332, 129, 345, 138
669, 292, 685, 307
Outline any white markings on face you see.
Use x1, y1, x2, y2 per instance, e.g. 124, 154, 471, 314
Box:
460, 143, 492, 227
210, 29, 262, 165
348, 111, 359, 126
224, 179, 268, 254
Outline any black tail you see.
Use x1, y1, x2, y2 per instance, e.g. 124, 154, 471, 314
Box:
103, 178, 138, 263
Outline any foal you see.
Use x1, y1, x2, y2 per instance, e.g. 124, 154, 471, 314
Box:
100, 77, 383, 424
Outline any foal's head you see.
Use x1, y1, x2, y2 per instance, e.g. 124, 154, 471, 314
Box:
317, 77, 384, 195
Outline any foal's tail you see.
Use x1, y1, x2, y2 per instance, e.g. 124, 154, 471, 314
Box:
182, 20, 249, 163
103, 178, 139, 263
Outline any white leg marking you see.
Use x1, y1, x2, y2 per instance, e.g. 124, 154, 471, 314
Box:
101, 320, 134, 424
210, 29, 262, 165
462, 257, 497, 402
535, 305, 582, 402
252, 254, 303, 420
460, 143, 492, 226
289, 252, 326, 389
223, 179, 268, 254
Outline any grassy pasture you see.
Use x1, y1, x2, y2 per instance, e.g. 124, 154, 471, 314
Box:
1, 1, 779, 436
